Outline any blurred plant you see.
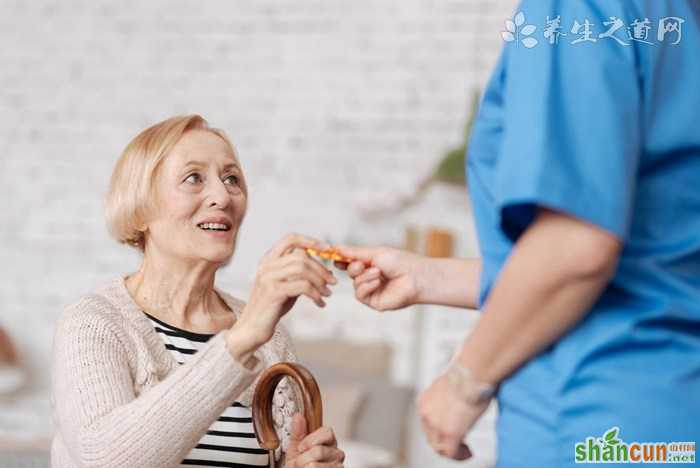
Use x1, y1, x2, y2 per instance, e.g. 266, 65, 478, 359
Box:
432, 88, 480, 186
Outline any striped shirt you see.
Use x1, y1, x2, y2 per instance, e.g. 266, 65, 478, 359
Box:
145, 312, 270, 468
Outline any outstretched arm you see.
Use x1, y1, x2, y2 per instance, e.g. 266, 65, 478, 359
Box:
336, 247, 482, 311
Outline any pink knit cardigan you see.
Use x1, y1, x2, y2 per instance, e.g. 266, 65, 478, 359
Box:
51, 276, 299, 468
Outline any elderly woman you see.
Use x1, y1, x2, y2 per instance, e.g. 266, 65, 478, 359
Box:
51, 115, 345, 468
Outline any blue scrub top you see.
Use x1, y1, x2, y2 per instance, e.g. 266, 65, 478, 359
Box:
467, 0, 700, 466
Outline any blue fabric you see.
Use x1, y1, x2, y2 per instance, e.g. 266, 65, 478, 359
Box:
467, 0, 700, 466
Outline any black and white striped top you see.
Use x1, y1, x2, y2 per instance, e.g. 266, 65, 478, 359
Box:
145, 312, 270, 468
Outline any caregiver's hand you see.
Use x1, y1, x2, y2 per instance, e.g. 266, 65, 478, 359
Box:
285, 414, 345, 467
227, 233, 337, 359
417, 373, 491, 461
334, 245, 427, 311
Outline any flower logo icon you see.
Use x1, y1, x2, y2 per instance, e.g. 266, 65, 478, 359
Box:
501, 11, 539, 48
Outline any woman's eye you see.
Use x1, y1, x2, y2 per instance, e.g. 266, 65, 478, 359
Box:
224, 175, 239, 186
185, 173, 201, 184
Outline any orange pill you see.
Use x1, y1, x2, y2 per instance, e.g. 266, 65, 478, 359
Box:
306, 247, 353, 264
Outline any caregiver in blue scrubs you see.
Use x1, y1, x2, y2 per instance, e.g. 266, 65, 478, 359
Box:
338, 0, 700, 466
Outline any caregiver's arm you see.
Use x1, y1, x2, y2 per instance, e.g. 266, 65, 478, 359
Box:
416, 257, 482, 309
455, 207, 622, 385
336, 248, 482, 310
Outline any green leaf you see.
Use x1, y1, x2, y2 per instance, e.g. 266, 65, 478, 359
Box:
434, 145, 467, 185
608, 440, 620, 445
604, 428, 619, 442
432, 89, 480, 186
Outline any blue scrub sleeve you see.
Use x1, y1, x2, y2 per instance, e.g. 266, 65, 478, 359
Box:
496, 0, 642, 243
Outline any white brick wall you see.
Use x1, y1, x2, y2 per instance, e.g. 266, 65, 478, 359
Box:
0, 0, 519, 463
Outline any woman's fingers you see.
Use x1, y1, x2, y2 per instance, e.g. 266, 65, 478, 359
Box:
300, 255, 338, 285
298, 427, 337, 452
346, 261, 366, 278
266, 233, 329, 259
293, 449, 345, 467
271, 258, 335, 296
334, 245, 379, 264
280, 251, 337, 285
292, 428, 345, 466
293, 461, 341, 468
353, 267, 381, 285
283, 280, 326, 307
355, 278, 381, 302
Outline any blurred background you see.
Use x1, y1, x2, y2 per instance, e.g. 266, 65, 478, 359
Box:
0, 1, 519, 467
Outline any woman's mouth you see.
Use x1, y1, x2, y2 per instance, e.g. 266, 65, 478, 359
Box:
197, 222, 232, 238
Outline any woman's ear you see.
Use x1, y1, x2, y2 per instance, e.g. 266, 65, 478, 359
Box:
135, 215, 150, 233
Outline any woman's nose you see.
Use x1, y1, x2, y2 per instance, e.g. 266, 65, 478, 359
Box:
205, 178, 230, 208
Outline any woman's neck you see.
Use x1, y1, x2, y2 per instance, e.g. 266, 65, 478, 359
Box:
125, 251, 231, 332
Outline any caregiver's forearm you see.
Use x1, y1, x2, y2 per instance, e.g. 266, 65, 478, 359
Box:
417, 257, 482, 309
455, 209, 621, 385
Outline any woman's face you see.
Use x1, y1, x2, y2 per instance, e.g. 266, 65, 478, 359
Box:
144, 130, 248, 265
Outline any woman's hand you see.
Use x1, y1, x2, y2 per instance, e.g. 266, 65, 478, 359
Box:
337, 246, 483, 311
285, 414, 345, 468
417, 373, 491, 460
334, 245, 427, 311
227, 233, 336, 359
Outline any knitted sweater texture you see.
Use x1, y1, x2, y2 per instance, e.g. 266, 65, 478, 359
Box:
50, 276, 298, 468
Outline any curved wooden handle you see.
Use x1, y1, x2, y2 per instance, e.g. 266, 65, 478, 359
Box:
252, 362, 323, 451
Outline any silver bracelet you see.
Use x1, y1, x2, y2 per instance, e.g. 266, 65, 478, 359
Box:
445, 361, 497, 405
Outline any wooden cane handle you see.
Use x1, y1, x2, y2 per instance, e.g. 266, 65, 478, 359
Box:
252, 362, 323, 450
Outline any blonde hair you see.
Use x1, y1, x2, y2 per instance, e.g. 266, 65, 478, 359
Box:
105, 114, 236, 251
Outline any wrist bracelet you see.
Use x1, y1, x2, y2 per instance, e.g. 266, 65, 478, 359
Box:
445, 361, 496, 405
